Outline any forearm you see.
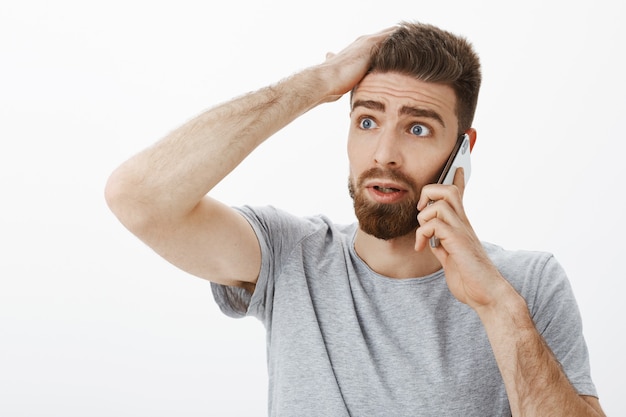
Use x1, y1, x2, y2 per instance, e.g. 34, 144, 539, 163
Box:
106, 27, 393, 230
477, 288, 603, 417
106, 67, 329, 226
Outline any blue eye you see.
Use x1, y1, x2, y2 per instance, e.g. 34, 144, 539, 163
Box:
410, 124, 430, 136
359, 117, 377, 130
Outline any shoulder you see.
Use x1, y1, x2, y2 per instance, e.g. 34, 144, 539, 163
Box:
482, 242, 555, 275
235, 205, 357, 255
482, 241, 565, 293
482, 242, 574, 314
236, 205, 354, 235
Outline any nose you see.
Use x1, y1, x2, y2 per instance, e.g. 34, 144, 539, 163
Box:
373, 128, 403, 168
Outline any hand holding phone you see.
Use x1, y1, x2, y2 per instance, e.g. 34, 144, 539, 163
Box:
429, 133, 472, 247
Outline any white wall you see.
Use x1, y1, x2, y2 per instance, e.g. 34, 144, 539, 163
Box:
1, 0, 623, 415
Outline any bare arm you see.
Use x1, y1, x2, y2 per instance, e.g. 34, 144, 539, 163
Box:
416, 170, 605, 416
105, 28, 394, 288
477, 292, 605, 417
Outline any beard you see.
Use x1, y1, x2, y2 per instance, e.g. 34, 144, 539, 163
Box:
348, 167, 421, 240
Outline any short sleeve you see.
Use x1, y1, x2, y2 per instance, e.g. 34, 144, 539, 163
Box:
525, 255, 598, 397
210, 205, 318, 324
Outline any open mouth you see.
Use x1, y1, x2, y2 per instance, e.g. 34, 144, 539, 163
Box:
373, 185, 401, 194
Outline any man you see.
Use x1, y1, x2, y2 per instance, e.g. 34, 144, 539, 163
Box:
105, 22, 604, 416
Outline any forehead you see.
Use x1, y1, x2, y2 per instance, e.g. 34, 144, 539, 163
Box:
352, 72, 457, 120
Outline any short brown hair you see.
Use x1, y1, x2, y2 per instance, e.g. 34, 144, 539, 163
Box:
364, 22, 481, 135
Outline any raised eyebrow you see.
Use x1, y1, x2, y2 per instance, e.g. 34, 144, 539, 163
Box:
400, 106, 446, 128
351, 99, 385, 113
352, 100, 445, 128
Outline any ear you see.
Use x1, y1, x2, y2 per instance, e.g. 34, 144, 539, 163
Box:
465, 128, 477, 152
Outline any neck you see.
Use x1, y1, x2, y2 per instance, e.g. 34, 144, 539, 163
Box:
354, 227, 442, 279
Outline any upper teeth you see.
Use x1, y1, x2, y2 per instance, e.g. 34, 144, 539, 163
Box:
376, 186, 398, 193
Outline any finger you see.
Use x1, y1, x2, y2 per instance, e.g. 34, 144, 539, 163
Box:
369, 26, 397, 38
416, 182, 458, 212
417, 183, 440, 211
417, 198, 464, 231
417, 198, 437, 226
414, 217, 452, 254
453, 167, 466, 198
414, 228, 430, 252
416, 197, 470, 252
414, 220, 434, 251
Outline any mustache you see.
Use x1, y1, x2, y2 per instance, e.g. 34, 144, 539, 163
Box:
356, 167, 419, 194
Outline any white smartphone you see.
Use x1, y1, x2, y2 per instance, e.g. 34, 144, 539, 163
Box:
429, 133, 472, 247
436, 133, 471, 186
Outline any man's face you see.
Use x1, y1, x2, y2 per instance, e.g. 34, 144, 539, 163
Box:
347, 72, 460, 240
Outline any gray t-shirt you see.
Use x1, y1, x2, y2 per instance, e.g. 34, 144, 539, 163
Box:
212, 205, 597, 416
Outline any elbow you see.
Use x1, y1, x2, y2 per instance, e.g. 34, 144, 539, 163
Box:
104, 169, 123, 215
104, 168, 153, 235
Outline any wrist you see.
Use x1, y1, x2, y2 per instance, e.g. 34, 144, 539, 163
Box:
280, 66, 341, 109
309, 57, 368, 104
474, 281, 531, 329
